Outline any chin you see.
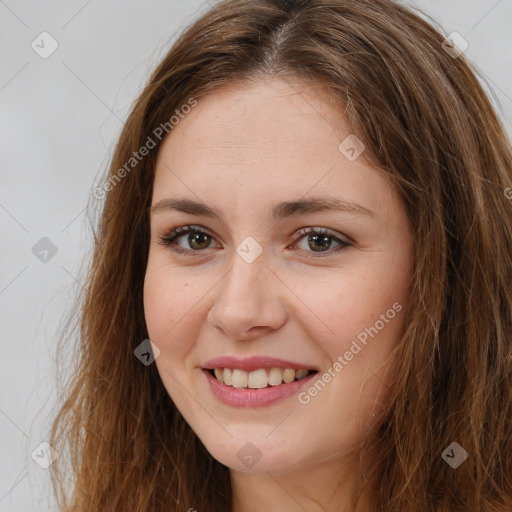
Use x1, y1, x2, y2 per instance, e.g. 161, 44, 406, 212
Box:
197, 433, 307, 474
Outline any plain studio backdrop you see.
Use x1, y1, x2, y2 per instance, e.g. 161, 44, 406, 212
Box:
0, 1, 510, 511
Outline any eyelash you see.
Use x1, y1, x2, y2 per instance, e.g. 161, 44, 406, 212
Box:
157, 224, 352, 258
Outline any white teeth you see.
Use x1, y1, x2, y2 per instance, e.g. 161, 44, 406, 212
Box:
248, 369, 268, 389
282, 368, 295, 383
211, 367, 312, 388
231, 369, 248, 388
223, 368, 232, 385
268, 367, 283, 386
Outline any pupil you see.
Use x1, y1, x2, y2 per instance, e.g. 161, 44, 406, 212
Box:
310, 234, 330, 251
190, 233, 209, 249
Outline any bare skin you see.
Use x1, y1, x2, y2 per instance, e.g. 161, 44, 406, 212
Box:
143, 77, 413, 512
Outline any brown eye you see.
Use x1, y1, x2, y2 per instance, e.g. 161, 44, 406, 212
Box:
291, 227, 352, 257
158, 225, 217, 255
158, 225, 351, 258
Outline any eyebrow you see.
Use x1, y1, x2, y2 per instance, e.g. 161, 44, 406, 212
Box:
150, 196, 375, 220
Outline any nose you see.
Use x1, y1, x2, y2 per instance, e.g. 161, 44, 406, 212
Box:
207, 249, 287, 341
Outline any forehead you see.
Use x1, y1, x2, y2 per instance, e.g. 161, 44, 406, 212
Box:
152, 78, 393, 218
158, 78, 347, 160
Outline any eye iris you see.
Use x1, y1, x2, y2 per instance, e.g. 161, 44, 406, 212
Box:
189, 232, 210, 250
308, 234, 332, 252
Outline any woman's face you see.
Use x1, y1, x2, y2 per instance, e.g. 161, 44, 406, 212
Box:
143, 78, 412, 473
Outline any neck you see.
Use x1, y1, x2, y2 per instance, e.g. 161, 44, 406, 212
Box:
230, 453, 375, 512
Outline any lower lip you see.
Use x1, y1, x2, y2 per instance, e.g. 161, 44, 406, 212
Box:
203, 369, 317, 407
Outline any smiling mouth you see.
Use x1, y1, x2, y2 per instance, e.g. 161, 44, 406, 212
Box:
208, 367, 317, 389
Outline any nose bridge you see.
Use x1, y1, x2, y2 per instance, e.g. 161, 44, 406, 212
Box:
219, 241, 270, 308
207, 241, 285, 337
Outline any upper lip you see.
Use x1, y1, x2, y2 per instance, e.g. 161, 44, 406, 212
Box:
203, 356, 318, 372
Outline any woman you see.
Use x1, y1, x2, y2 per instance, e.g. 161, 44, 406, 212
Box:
49, 0, 512, 510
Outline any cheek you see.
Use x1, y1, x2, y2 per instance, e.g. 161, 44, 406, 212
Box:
143, 257, 209, 367
143, 266, 167, 339
293, 259, 408, 404
298, 265, 405, 338
143, 260, 189, 346
143, 265, 196, 399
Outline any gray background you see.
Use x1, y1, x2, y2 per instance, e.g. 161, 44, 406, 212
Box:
0, 1, 511, 510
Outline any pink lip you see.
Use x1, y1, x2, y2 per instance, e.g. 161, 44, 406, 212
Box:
203, 369, 317, 407
203, 356, 316, 372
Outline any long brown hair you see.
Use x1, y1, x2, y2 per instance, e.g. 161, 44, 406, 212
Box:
49, 0, 512, 510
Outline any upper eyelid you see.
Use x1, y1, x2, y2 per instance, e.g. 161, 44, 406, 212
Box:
162, 224, 344, 237
160, 224, 350, 247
